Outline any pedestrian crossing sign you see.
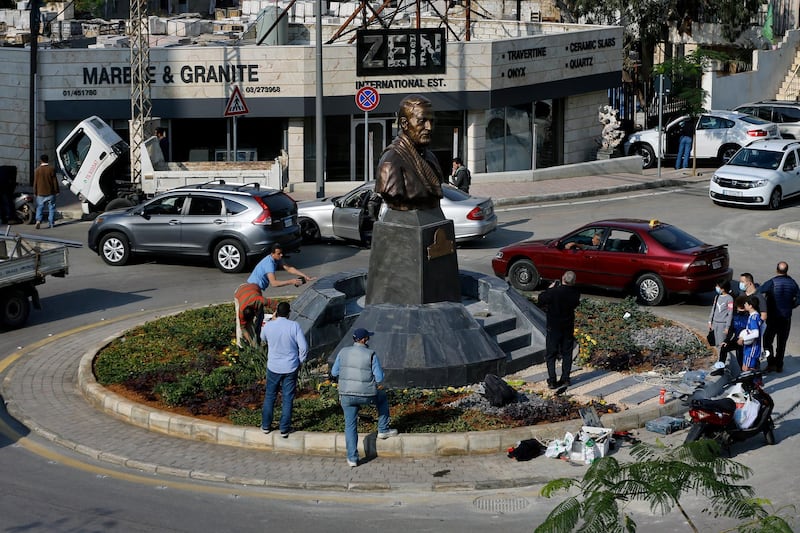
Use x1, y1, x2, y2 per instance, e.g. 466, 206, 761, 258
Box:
224, 86, 250, 117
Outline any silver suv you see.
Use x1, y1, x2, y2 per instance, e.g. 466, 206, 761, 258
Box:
733, 101, 800, 139
88, 182, 302, 273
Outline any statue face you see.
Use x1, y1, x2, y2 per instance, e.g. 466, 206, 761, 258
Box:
401, 104, 434, 147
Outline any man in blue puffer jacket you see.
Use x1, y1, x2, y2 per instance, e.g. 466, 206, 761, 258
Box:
331, 328, 398, 467
759, 261, 800, 373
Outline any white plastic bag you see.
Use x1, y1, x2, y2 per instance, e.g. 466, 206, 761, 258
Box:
739, 328, 758, 346
734, 399, 760, 429
545, 432, 574, 458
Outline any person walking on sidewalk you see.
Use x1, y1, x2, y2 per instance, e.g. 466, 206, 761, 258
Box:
538, 271, 581, 389
259, 301, 308, 438
675, 118, 695, 170
33, 154, 59, 229
759, 261, 800, 373
330, 328, 398, 467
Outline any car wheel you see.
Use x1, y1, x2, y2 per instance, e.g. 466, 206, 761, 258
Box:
299, 217, 321, 243
99, 232, 131, 266
106, 198, 135, 211
633, 144, 655, 169
508, 259, 540, 291
0, 289, 30, 329
636, 273, 666, 306
213, 239, 247, 273
684, 423, 707, 443
718, 144, 740, 164
768, 187, 782, 210
765, 427, 777, 445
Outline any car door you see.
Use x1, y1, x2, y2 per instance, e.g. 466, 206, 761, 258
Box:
591, 228, 646, 289
132, 194, 186, 252
664, 118, 687, 157
550, 226, 607, 285
332, 186, 369, 241
780, 147, 800, 198
181, 195, 225, 254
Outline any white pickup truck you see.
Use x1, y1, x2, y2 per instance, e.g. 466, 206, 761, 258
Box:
56, 116, 284, 216
0, 231, 76, 328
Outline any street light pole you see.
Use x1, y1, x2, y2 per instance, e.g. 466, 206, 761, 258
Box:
315, 0, 325, 198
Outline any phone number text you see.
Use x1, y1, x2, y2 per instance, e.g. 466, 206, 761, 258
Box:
63, 89, 98, 97
244, 86, 281, 93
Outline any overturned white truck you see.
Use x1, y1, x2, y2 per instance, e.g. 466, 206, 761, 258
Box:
56, 116, 285, 216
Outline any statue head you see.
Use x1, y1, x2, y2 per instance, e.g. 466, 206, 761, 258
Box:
398, 94, 434, 148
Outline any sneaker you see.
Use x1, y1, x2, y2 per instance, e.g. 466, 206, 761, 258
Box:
377, 428, 398, 439
261, 426, 272, 434
547, 380, 558, 390
35, 221, 40, 229
347, 459, 358, 467
280, 429, 291, 438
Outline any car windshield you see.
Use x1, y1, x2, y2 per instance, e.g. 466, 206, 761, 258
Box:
727, 148, 783, 169
648, 225, 704, 251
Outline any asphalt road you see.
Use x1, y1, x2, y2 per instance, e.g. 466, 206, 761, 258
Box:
1, 180, 798, 532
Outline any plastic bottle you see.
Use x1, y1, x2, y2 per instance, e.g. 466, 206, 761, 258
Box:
659, 388, 666, 404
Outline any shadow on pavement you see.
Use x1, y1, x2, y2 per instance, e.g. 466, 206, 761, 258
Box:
31, 288, 152, 323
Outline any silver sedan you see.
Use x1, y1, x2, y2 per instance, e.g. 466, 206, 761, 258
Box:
297, 182, 497, 244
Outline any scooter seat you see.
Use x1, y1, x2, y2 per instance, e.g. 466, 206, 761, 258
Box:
691, 397, 737, 413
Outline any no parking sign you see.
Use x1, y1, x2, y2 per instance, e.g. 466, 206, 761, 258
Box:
355, 86, 380, 112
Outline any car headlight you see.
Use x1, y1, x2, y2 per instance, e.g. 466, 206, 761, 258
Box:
495, 251, 504, 259
751, 179, 769, 188
712, 174, 721, 184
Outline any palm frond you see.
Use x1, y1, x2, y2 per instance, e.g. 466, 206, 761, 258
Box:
535, 497, 582, 533
541, 477, 578, 498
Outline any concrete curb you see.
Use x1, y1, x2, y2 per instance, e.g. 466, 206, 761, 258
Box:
72, 312, 688, 459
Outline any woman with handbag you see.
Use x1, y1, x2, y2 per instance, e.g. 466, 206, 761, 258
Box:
738, 296, 765, 372
708, 280, 733, 353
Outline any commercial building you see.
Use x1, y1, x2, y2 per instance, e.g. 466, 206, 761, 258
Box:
0, 2, 623, 187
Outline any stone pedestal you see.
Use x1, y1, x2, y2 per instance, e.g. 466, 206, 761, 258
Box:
365, 207, 461, 305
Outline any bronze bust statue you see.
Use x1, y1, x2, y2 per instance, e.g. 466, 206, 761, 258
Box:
375, 95, 444, 211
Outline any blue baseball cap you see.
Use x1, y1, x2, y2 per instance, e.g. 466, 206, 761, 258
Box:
353, 328, 374, 341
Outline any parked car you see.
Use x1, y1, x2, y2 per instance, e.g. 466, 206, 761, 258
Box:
491, 219, 732, 305
733, 101, 800, 139
87, 182, 302, 273
297, 182, 497, 244
708, 139, 800, 209
624, 111, 780, 169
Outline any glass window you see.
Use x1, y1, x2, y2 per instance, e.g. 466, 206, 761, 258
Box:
187, 196, 222, 216
224, 198, 247, 215
58, 132, 92, 180
604, 229, 642, 253
144, 195, 185, 215
649, 225, 703, 251
485, 104, 533, 172
783, 150, 797, 171
776, 106, 800, 123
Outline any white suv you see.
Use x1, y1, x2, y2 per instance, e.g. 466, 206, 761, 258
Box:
624, 110, 780, 169
709, 139, 800, 209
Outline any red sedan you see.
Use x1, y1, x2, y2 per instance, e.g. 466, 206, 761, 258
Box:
491, 219, 733, 305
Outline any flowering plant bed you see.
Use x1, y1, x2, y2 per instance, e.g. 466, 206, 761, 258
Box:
94, 298, 709, 432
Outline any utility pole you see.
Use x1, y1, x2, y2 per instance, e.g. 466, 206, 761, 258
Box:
29, 0, 40, 184
130, 0, 152, 186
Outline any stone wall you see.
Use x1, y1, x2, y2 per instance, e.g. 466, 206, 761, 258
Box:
564, 91, 608, 164
0, 48, 30, 184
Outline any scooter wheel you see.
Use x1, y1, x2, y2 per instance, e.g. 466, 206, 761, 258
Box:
684, 423, 707, 443
765, 428, 776, 445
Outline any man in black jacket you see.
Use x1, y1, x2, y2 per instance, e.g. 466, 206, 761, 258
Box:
759, 261, 800, 373
538, 271, 581, 389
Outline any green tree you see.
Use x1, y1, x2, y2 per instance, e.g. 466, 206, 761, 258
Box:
535, 440, 794, 533
653, 47, 727, 118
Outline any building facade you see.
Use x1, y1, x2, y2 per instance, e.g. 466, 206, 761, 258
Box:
0, 18, 623, 186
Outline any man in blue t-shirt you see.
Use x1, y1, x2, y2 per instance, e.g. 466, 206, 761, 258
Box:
246, 243, 314, 291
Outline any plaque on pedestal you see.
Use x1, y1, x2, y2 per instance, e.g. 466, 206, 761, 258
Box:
366, 207, 461, 305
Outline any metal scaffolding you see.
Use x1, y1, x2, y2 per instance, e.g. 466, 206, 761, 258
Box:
129, 0, 152, 186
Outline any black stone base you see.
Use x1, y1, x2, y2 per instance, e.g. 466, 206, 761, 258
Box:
365, 207, 460, 305
331, 302, 507, 388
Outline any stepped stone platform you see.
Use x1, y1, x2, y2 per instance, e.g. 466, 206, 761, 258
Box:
290, 268, 548, 388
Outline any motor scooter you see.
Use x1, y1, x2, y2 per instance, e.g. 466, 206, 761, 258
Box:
14, 192, 35, 225
684, 370, 776, 452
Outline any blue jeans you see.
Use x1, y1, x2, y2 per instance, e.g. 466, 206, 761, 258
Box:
36, 194, 57, 226
340, 391, 391, 463
261, 369, 298, 433
676, 136, 692, 169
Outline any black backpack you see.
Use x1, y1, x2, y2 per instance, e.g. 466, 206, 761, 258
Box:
483, 374, 517, 407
